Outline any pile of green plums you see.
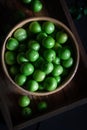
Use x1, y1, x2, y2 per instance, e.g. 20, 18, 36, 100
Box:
5, 20, 74, 93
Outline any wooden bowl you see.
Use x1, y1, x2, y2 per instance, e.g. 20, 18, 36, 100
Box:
1, 17, 79, 96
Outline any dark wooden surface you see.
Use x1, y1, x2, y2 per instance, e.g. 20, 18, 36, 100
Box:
0, 0, 87, 130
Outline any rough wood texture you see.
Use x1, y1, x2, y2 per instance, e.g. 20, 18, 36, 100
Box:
0, 0, 87, 130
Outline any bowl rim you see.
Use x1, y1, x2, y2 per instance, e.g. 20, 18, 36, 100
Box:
1, 16, 80, 96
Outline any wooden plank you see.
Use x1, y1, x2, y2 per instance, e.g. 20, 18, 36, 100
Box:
0, 90, 13, 130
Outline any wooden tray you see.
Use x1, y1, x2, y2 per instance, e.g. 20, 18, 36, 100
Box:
0, 0, 87, 130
